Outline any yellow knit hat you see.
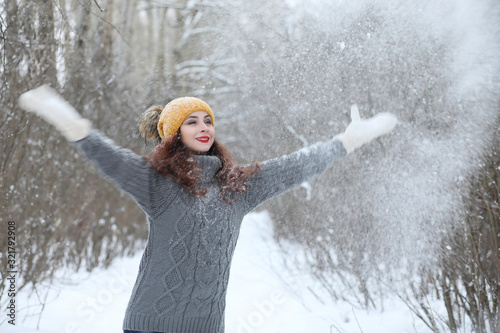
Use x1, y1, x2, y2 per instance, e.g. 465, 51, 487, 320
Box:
157, 97, 215, 140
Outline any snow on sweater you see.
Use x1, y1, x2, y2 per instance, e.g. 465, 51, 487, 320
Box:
73, 130, 346, 333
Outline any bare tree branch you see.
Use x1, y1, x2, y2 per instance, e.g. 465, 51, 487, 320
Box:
139, 2, 219, 12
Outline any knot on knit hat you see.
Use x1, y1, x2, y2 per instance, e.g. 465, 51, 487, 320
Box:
157, 97, 214, 140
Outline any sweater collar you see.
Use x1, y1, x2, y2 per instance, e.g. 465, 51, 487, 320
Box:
194, 155, 222, 181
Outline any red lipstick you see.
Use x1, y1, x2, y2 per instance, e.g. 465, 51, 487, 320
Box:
196, 136, 210, 143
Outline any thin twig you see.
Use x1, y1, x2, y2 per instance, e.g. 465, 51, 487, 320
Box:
352, 307, 364, 333
330, 323, 344, 333
75, 0, 129, 46
93, 0, 105, 12
139, 2, 218, 12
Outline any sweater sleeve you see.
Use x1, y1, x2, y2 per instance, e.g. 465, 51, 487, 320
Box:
72, 130, 156, 214
241, 138, 347, 213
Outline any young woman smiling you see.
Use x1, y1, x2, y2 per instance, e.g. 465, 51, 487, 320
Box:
180, 111, 215, 152
19, 85, 396, 333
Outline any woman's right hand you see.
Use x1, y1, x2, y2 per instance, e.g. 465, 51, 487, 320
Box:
18, 85, 92, 141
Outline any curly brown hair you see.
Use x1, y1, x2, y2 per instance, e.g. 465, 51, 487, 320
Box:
146, 130, 260, 203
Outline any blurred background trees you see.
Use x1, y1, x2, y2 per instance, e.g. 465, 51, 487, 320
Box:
1, 0, 499, 331
399, 132, 500, 333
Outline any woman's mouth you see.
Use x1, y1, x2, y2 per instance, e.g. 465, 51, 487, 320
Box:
196, 136, 210, 143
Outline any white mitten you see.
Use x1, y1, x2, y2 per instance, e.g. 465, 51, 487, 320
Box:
335, 104, 397, 154
18, 85, 92, 141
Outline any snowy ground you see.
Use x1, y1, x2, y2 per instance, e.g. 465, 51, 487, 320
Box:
1, 211, 435, 333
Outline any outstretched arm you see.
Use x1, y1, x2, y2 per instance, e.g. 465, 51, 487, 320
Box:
241, 105, 397, 212
18, 85, 156, 213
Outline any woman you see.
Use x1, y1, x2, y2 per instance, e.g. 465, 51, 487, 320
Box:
19, 85, 396, 333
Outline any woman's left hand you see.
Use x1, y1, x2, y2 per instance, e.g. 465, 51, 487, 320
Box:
334, 104, 397, 153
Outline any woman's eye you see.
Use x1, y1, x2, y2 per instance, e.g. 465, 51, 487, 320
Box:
205, 120, 212, 125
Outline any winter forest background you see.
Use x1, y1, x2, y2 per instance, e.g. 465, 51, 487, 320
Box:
1, 0, 499, 332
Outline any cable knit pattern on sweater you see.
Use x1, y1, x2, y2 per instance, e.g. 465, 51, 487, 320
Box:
73, 130, 346, 333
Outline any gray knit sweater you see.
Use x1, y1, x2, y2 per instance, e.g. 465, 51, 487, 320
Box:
74, 130, 346, 333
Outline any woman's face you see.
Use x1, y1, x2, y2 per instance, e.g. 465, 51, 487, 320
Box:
180, 111, 215, 153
